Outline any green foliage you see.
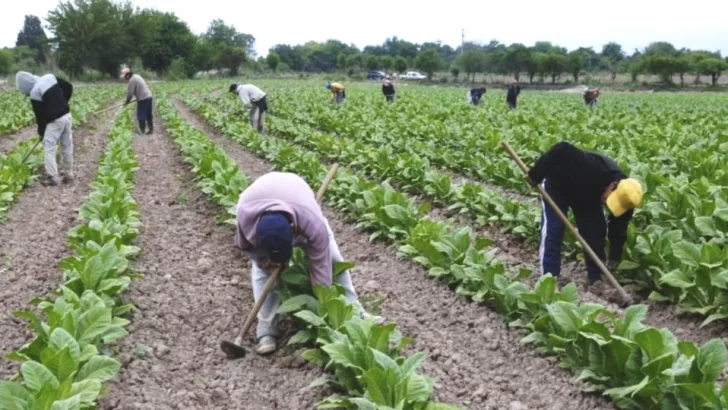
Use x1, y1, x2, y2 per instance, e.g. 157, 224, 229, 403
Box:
394, 56, 407, 74
15, 15, 48, 64
266, 51, 280, 71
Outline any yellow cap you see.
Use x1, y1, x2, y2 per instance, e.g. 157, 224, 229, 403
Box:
606, 178, 643, 217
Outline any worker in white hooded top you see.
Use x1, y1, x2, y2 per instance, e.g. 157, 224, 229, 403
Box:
229, 83, 268, 133
15, 71, 74, 187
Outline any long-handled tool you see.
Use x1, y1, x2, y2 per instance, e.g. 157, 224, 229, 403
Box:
220, 163, 341, 359
501, 141, 632, 305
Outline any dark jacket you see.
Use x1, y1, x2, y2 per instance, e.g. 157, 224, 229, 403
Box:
30, 75, 73, 137
528, 141, 632, 259
382, 84, 395, 96
506, 85, 520, 104
470, 88, 485, 100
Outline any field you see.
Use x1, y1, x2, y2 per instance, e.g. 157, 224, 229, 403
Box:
1, 80, 728, 410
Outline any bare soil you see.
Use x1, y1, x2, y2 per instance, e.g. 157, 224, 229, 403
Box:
0, 108, 117, 378
100, 116, 324, 410
174, 99, 616, 410
0, 126, 34, 155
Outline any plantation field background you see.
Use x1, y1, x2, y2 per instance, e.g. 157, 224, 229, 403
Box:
2, 79, 728, 410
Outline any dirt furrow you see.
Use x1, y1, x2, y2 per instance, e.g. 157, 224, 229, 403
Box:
0, 126, 34, 155
100, 116, 323, 410
174, 99, 615, 410
0, 109, 117, 378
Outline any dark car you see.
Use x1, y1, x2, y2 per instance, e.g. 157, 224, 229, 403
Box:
367, 71, 386, 80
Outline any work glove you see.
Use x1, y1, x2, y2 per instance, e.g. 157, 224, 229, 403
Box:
124, 98, 131, 106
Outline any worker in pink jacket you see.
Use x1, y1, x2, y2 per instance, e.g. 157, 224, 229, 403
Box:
234, 172, 371, 355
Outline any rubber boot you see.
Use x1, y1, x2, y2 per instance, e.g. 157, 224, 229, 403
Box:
138, 120, 146, 134
145, 120, 154, 135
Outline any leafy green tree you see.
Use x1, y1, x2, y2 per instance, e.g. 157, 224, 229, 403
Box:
365, 55, 380, 70
202, 19, 256, 57
642, 55, 678, 83
138, 11, 196, 75
15, 15, 49, 64
544, 53, 566, 84
266, 51, 280, 71
394, 56, 407, 74
346, 53, 362, 69
566, 50, 587, 82
455, 50, 486, 81
696, 58, 727, 85
500, 44, 531, 81
414, 49, 442, 80
380, 56, 393, 72
450, 64, 460, 80
0, 49, 13, 75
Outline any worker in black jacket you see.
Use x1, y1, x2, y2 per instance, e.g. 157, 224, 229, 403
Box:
382, 80, 395, 103
506, 81, 521, 109
526, 141, 643, 292
16, 71, 74, 186
468, 87, 486, 105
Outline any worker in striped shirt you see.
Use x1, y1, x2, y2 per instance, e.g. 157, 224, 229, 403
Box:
229, 83, 268, 133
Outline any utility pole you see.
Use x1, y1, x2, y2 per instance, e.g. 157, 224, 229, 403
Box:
461, 29, 465, 55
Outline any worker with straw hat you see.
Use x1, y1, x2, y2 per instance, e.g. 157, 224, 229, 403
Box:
120, 67, 154, 134
526, 141, 642, 295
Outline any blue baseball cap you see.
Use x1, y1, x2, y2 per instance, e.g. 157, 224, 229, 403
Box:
256, 212, 293, 264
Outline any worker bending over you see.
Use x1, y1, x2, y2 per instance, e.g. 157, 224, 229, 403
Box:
468, 86, 486, 105
526, 141, 642, 294
382, 79, 395, 103
229, 83, 268, 133
15, 71, 74, 187
325, 81, 346, 104
234, 172, 372, 355
583, 87, 599, 107
120, 68, 154, 134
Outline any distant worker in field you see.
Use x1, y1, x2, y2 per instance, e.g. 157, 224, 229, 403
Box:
120, 67, 154, 134
468, 86, 486, 105
229, 83, 268, 133
325, 81, 346, 104
526, 141, 643, 295
583, 87, 599, 107
234, 172, 374, 355
382, 79, 396, 103
506, 80, 521, 109
15, 71, 74, 187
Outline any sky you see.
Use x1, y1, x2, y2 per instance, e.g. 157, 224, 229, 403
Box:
1, 0, 727, 57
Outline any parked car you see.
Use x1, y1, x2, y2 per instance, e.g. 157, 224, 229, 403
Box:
367, 71, 387, 80
402, 71, 427, 80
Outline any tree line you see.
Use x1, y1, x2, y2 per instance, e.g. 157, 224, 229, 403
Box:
0, 0, 726, 86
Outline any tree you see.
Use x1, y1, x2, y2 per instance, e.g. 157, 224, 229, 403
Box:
365, 55, 380, 71
394, 56, 407, 74
346, 53, 362, 69
450, 64, 460, 80
47, 0, 139, 77
455, 50, 486, 81
15, 15, 49, 64
0, 50, 12, 75
202, 19, 256, 57
696, 58, 727, 85
543, 53, 566, 84
600, 42, 624, 64
138, 11, 196, 75
414, 49, 442, 80
380, 56, 393, 72
642, 55, 678, 83
266, 51, 280, 71
501, 44, 531, 81
566, 50, 587, 82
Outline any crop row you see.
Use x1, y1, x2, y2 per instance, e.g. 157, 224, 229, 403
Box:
184, 91, 728, 410
0, 87, 120, 222
157, 94, 455, 409
248, 84, 728, 327
0, 92, 35, 135
0, 108, 140, 408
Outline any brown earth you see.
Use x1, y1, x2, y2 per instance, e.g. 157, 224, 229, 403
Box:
0, 126, 35, 155
0, 107, 118, 378
173, 98, 616, 410
99, 115, 324, 410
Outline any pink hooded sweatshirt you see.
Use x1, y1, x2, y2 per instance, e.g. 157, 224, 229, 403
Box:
234, 172, 332, 285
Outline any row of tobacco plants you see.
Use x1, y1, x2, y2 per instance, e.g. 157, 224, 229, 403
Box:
0, 108, 141, 408
243, 83, 728, 329
157, 93, 456, 410
187, 89, 728, 410
0, 87, 118, 222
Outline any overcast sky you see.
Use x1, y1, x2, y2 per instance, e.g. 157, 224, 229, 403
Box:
1, 0, 727, 57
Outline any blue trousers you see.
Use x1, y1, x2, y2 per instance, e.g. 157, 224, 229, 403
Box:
539, 180, 607, 284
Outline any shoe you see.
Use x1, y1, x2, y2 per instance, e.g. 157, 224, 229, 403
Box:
41, 176, 60, 187
255, 336, 277, 356
588, 280, 608, 296
145, 120, 154, 135
62, 172, 75, 184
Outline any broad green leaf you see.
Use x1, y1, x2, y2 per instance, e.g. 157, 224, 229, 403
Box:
76, 356, 120, 383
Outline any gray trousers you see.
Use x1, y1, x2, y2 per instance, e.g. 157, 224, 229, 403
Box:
251, 221, 364, 338
43, 113, 73, 182
249, 106, 265, 132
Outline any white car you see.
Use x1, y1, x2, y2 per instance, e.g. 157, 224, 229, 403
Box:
402, 71, 427, 80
